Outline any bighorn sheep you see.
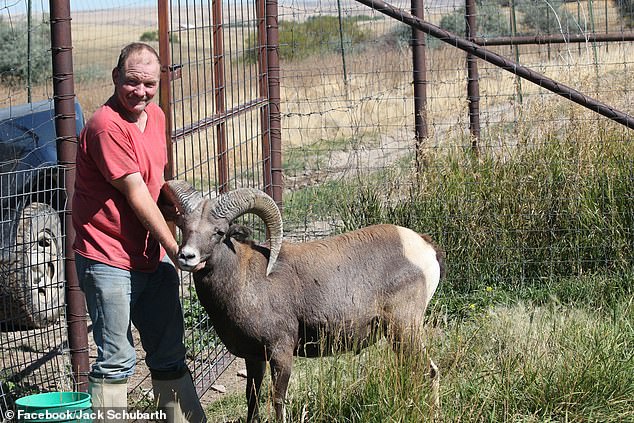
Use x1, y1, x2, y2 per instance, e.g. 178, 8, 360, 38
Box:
162, 180, 444, 423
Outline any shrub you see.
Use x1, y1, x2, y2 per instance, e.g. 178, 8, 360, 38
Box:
615, 0, 634, 27
244, 15, 370, 63
515, 0, 577, 34
140, 30, 180, 44
140, 30, 159, 42
0, 17, 51, 85
182, 284, 222, 353
439, 4, 509, 38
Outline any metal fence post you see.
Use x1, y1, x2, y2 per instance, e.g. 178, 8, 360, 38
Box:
213, 0, 230, 194
49, 0, 90, 392
265, 0, 283, 206
466, 0, 480, 154
158, 0, 174, 182
411, 0, 428, 173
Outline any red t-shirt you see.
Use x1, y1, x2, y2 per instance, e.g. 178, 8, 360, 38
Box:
72, 100, 167, 272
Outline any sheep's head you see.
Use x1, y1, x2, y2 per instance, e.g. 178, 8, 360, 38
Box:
161, 180, 283, 275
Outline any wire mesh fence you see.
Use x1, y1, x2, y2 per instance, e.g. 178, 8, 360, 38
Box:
2, 0, 276, 416
0, 164, 72, 419
163, 0, 280, 399
0, 0, 245, 416
278, 0, 633, 295
1, 0, 633, 419
0, 19, 80, 408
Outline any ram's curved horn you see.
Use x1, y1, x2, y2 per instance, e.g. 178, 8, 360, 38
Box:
162, 180, 204, 215
210, 188, 283, 276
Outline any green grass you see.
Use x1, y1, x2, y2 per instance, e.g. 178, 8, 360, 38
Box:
204, 274, 634, 422
434, 296, 634, 422
207, 127, 634, 422
282, 179, 350, 227
334, 135, 634, 296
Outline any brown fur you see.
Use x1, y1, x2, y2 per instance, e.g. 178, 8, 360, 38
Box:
181, 223, 443, 422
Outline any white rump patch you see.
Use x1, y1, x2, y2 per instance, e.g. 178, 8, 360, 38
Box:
396, 226, 441, 306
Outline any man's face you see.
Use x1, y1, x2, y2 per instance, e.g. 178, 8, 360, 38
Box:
112, 50, 160, 118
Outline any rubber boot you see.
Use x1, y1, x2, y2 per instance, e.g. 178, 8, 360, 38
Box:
151, 370, 207, 423
88, 376, 128, 422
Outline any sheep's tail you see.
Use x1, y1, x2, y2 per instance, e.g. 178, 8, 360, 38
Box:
420, 233, 446, 280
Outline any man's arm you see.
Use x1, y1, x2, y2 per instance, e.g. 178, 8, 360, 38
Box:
111, 172, 181, 267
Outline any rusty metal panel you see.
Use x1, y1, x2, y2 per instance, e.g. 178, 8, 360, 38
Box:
166, 0, 274, 197
161, 0, 280, 397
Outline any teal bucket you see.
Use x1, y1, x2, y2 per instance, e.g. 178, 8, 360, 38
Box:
14, 392, 92, 422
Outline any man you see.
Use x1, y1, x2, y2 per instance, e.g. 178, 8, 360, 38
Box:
73, 42, 206, 422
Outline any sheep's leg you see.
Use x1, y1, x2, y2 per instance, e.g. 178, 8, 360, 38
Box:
387, 319, 425, 357
245, 359, 266, 423
388, 319, 441, 419
429, 356, 440, 420
269, 354, 293, 423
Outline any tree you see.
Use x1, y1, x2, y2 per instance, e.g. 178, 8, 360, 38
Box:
140, 30, 180, 44
0, 17, 51, 85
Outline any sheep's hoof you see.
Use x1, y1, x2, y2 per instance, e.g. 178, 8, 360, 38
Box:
429, 358, 441, 420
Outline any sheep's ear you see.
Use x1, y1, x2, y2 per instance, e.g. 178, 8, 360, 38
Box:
172, 214, 185, 229
159, 204, 185, 227
157, 190, 185, 229
226, 224, 252, 242
209, 188, 282, 276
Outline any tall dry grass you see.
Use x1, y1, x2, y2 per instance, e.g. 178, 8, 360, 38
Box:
4, 1, 632, 155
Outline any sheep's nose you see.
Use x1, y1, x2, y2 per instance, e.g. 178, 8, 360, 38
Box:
178, 247, 199, 265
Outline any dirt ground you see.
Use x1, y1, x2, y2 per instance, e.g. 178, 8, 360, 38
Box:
200, 356, 246, 406
85, 324, 246, 415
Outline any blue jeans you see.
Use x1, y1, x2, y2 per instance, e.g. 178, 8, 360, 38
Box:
76, 254, 187, 380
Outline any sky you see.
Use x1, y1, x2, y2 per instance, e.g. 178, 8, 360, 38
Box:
70, 0, 154, 11
2, 0, 453, 17
1, 0, 354, 16
1, 0, 155, 16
